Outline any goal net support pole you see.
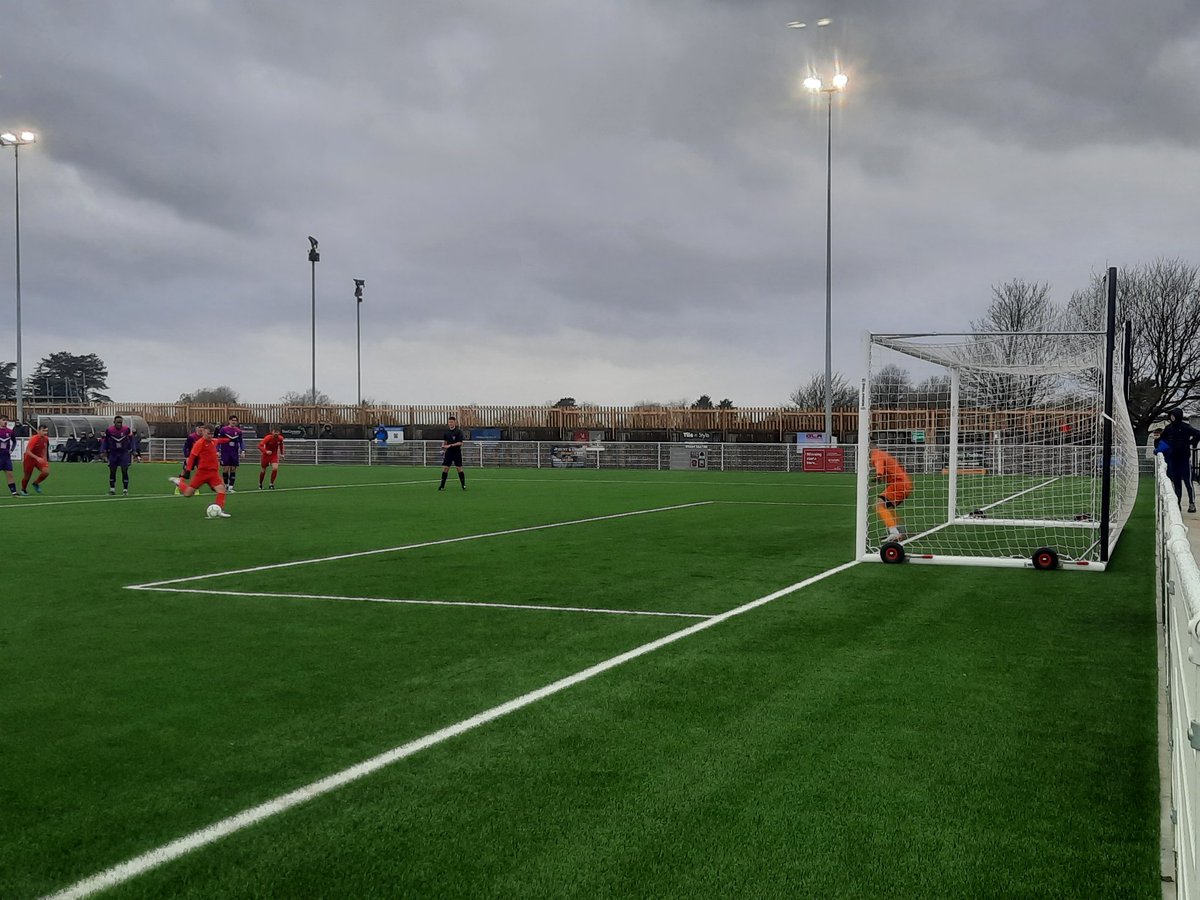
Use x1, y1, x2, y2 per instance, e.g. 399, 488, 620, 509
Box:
1099, 265, 1117, 564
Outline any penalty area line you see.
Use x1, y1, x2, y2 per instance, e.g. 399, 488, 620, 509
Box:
126, 501, 715, 590
42, 556, 861, 900
139, 587, 713, 620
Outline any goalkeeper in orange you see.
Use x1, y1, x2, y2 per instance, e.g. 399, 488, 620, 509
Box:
870, 443, 913, 541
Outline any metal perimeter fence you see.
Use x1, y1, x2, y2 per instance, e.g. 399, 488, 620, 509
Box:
141, 439, 849, 472
139, 438, 1166, 476
1156, 458, 1200, 900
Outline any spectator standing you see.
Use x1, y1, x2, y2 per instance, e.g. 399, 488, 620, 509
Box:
1154, 408, 1200, 513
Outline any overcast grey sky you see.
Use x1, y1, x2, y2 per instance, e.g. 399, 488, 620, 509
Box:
2, 0, 1198, 406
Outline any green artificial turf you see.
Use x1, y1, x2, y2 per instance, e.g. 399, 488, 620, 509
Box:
0, 463, 1160, 898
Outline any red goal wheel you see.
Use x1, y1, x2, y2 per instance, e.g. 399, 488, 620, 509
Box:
880, 541, 906, 564
1031, 547, 1059, 571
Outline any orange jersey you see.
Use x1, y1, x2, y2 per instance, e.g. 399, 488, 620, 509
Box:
258, 434, 284, 456
187, 436, 231, 472
24, 433, 49, 459
870, 447, 912, 490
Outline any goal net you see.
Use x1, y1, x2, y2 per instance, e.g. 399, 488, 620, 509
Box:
855, 326, 1139, 571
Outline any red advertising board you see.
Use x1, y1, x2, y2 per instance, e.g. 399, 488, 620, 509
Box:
801, 447, 846, 472
802, 448, 826, 471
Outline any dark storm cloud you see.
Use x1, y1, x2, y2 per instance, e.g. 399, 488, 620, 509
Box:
1, 0, 1197, 404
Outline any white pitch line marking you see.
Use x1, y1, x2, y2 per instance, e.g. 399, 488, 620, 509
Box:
126, 501, 715, 590
42, 557, 861, 900
140, 587, 713, 620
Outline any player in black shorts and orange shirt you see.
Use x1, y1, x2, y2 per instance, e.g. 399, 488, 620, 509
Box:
438, 416, 466, 491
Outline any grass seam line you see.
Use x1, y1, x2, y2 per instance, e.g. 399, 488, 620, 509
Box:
137, 587, 714, 619
126, 501, 715, 589
0, 478, 434, 511
42, 557, 860, 900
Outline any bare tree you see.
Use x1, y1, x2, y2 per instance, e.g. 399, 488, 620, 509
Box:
1066, 258, 1200, 440
971, 279, 1059, 333
789, 372, 857, 409
282, 389, 333, 405
967, 279, 1063, 409
179, 385, 240, 403
870, 364, 913, 410
910, 375, 951, 405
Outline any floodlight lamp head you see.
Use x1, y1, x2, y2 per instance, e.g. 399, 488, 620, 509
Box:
1, 130, 37, 146
832, 72, 848, 89
307, 235, 320, 262
803, 76, 822, 92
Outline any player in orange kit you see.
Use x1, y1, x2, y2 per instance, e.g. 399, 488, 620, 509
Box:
257, 426, 284, 490
20, 424, 52, 494
870, 443, 913, 542
169, 424, 232, 517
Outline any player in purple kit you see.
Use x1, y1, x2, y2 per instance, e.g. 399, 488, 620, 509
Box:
217, 415, 245, 491
0, 417, 18, 497
100, 415, 142, 495
176, 421, 204, 495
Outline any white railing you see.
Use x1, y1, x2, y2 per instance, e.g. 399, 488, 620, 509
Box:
135, 438, 1165, 476
1156, 458, 1200, 900
139, 439, 860, 474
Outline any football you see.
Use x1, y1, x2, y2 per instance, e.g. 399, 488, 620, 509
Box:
206, 503, 223, 518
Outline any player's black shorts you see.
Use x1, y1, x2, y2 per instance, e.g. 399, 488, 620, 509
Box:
442, 447, 463, 467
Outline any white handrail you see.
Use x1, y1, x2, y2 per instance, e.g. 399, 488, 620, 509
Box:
1155, 457, 1200, 899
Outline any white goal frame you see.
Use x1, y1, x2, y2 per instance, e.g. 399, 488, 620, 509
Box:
855, 271, 1137, 572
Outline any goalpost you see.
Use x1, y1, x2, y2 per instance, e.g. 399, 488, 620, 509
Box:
855, 269, 1139, 571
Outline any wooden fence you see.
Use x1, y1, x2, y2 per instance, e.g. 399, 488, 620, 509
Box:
0, 400, 1095, 440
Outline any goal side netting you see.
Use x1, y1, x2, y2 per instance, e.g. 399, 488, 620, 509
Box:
854, 326, 1139, 571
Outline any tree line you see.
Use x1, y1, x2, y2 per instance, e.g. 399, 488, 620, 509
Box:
0, 352, 112, 404
790, 258, 1200, 441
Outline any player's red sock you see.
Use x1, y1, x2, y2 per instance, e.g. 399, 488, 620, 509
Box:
35, 473, 48, 485
259, 470, 265, 486
20, 475, 29, 491
270, 470, 277, 484
215, 493, 226, 509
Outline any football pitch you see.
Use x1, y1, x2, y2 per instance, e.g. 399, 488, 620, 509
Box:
3, 464, 1161, 898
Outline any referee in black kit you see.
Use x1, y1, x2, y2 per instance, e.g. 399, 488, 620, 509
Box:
438, 416, 466, 491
